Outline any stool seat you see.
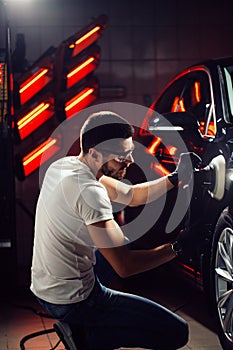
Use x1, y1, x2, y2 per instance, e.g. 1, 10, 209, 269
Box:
53, 321, 78, 350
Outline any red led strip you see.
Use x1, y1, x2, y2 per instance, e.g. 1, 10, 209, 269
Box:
194, 81, 201, 103
22, 137, 60, 176
19, 68, 48, 93
67, 57, 95, 78
75, 26, 101, 46
70, 26, 101, 57
17, 102, 53, 140
67, 56, 96, 88
152, 163, 171, 176
0, 63, 4, 84
65, 87, 95, 119
19, 68, 50, 105
171, 96, 186, 112
165, 145, 177, 156
146, 137, 162, 155
182, 264, 201, 276
171, 96, 180, 112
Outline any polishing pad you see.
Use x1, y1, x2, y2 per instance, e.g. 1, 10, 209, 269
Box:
208, 154, 225, 200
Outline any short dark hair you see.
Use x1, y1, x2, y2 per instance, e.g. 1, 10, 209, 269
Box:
80, 111, 134, 154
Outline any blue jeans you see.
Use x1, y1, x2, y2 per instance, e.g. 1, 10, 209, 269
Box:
37, 252, 189, 349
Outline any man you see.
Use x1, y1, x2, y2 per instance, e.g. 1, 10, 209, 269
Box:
31, 111, 200, 349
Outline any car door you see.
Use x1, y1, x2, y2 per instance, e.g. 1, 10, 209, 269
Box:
126, 67, 217, 249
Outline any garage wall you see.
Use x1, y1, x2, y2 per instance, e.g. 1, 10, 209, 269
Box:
4, 0, 233, 289
7, 0, 233, 105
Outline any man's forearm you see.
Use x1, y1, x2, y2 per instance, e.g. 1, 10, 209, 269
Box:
100, 174, 174, 207
119, 243, 176, 278
130, 176, 174, 206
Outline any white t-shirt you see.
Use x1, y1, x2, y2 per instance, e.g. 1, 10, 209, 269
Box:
30, 157, 113, 304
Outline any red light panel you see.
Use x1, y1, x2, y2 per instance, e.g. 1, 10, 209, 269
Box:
179, 99, 186, 112
65, 87, 96, 119
139, 113, 152, 137
0, 63, 7, 120
17, 99, 54, 140
146, 137, 162, 155
194, 81, 201, 103
152, 163, 171, 176
165, 145, 178, 156
71, 25, 102, 57
22, 137, 60, 176
171, 96, 186, 112
67, 56, 97, 88
171, 96, 179, 112
19, 67, 52, 105
10, 72, 14, 116
0, 64, 4, 84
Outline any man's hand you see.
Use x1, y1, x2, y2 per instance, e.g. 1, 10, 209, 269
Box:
171, 228, 197, 258
168, 152, 202, 187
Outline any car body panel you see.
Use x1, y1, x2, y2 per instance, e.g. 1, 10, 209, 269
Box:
125, 57, 233, 286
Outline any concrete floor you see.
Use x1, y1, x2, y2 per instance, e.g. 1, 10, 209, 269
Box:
0, 264, 222, 350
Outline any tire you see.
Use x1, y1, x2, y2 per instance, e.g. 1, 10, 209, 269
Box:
210, 208, 233, 350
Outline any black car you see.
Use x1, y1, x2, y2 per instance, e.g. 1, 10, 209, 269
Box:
123, 57, 233, 350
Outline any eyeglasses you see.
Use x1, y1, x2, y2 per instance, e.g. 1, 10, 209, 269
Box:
113, 151, 134, 163
97, 148, 134, 163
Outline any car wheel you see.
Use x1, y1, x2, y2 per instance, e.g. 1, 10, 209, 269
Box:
210, 209, 233, 349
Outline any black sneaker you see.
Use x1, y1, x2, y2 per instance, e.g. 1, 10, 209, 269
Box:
53, 321, 78, 350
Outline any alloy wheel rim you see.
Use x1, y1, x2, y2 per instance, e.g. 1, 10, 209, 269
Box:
215, 227, 233, 343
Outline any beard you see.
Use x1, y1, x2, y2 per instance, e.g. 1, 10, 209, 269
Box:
101, 162, 128, 180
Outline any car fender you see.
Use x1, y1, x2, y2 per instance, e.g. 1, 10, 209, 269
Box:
225, 167, 233, 209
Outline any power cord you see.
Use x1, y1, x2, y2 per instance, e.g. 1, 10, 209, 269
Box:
16, 303, 62, 349
19, 328, 56, 350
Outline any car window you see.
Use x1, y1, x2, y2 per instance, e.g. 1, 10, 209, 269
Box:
154, 69, 216, 137
223, 65, 233, 120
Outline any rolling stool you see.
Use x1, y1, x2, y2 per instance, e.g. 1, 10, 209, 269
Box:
53, 321, 78, 350
19, 321, 78, 350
